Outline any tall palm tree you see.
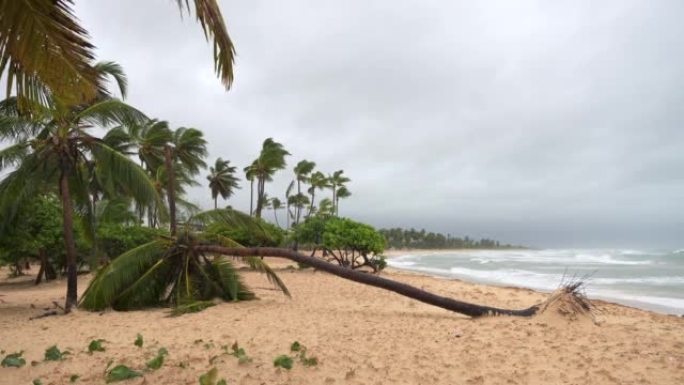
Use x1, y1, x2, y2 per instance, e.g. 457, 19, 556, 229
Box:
207, 158, 240, 209
317, 198, 333, 217
251, 138, 289, 218
164, 127, 207, 235
0, 0, 235, 109
270, 197, 283, 228
335, 186, 351, 216
328, 170, 350, 216
307, 171, 329, 217
293, 160, 315, 225
243, 164, 256, 216
284, 180, 295, 229
0, 92, 160, 312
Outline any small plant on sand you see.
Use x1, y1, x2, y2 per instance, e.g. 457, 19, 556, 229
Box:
32, 379, 42, 385
88, 339, 106, 353
134, 334, 143, 348
199, 367, 227, 385
273, 354, 293, 370
1, 351, 25, 367
227, 342, 252, 364
70, 374, 80, 382
44, 345, 70, 361
169, 300, 216, 316
106, 365, 142, 383
290, 341, 318, 367
146, 348, 169, 370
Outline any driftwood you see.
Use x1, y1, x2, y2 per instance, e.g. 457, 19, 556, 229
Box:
196, 246, 541, 318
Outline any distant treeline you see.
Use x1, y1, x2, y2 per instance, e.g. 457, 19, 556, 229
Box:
378, 228, 525, 250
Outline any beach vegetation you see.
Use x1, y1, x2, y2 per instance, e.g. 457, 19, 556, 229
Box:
44, 345, 69, 361
273, 354, 293, 370
379, 227, 524, 250
105, 365, 142, 383
145, 347, 168, 370
134, 334, 143, 348
1, 351, 26, 367
88, 339, 106, 353
207, 158, 240, 209
199, 367, 227, 385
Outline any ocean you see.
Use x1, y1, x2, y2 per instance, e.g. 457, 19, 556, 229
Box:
387, 249, 684, 315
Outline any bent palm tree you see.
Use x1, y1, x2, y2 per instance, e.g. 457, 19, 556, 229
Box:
1, 0, 235, 108
293, 160, 315, 224
335, 186, 351, 216
80, 209, 289, 311
251, 138, 290, 218
0, 94, 160, 312
307, 171, 329, 217
270, 197, 283, 228
328, 170, 350, 215
207, 158, 240, 209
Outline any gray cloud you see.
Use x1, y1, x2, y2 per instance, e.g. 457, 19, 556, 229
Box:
74, 0, 684, 248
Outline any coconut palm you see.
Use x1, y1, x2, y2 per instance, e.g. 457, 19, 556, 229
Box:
318, 198, 334, 217
207, 158, 240, 209
307, 171, 329, 217
328, 170, 350, 215
1, 0, 235, 108
270, 197, 283, 228
251, 138, 290, 218
243, 164, 256, 216
80, 209, 290, 311
335, 186, 351, 216
284, 180, 295, 229
0, 88, 160, 312
293, 160, 315, 224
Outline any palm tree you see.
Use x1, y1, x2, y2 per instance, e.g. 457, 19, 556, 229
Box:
207, 158, 240, 209
243, 164, 256, 216
270, 197, 283, 228
307, 171, 329, 217
80, 209, 290, 311
284, 180, 295, 229
164, 127, 208, 235
328, 170, 350, 215
293, 160, 315, 225
318, 198, 333, 217
0, 84, 160, 312
251, 138, 289, 218
1, 0, 235, 109
335, 186, 351, 216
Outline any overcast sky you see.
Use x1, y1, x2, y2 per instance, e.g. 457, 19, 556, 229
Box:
73, 0, 684, 249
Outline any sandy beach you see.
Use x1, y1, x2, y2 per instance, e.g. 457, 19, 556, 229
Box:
0, 258, 682, 385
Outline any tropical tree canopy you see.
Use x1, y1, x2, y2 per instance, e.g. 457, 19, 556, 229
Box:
207, 158, 240, 208
0, 0, 235, 108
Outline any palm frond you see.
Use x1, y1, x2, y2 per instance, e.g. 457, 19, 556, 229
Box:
239, 255, 290, 297
0, 141, 29, 171
79, 239, 170, 310
94, 61, 128, 99
211, 257, 255, 301
175, 0, 235, 89
191, 208, 269, 237
76, 99, 147, 127
0, 0, 99, 106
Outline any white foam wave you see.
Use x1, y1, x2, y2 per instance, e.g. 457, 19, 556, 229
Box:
591, 276, 684, 286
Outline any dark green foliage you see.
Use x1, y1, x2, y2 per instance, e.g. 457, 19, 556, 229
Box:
290, 341, 301, 352
88, 339, 106, 353
379, 227, 524, 249
205, 218, 285, 247
146, 348, 168, 370
273, 354, 293, 370
134, 334, 143, 348
80, 208, 289, 311
199, 367, 227, 385
1, 351, 25, 367
106, 365, 142, 383
32, 379, 43, 385
169, 300, 216, 316
70, 374, 80, 382
44, 345, 69, 361
97, 224, 167, 260
294, 217, 386, 272
290, 341, 318, 367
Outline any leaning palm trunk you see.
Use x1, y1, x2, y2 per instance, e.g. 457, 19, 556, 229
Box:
165, 145, 177, 236
196, 246, 539, 317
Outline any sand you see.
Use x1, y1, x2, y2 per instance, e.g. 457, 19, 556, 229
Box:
0, 258, 682, 385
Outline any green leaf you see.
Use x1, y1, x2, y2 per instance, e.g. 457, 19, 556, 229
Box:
301, 356, 318, 367
1, 351, 25, 367
199, 367, 227, 385
290, 341, 301, 352
32, 380, 43, 385
146, 348, 168, 370
169, 300, 215, 316
106, 365, 142, 383
134, 334, 143, 348
88, 339, 106, 353
273, 355, 293, 370
70, 374, 80, 382
229, 341, 251, 364
44, 345, 69, 361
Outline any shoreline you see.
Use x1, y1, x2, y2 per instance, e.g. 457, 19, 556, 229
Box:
381, 248, 684, 317
1, 264, 683, 384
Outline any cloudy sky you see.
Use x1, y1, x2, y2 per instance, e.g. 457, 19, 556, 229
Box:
74, 0, 684, 249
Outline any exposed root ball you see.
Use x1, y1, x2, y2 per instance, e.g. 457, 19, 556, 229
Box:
538, 282, 597, 323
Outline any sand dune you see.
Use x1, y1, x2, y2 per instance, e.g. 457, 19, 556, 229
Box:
0, 261, 682, 385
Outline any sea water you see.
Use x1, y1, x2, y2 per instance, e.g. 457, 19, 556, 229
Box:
387, 249, 684, 315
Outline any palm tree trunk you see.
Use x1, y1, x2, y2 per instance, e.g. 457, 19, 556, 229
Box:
35, 249, 46, 285
332, 186, 337, 216
296, 180, 301, 225
59, 169, 79, 313
255, 177, 264, 218
273, 209, 280, 228
249, 179, 254, 216
214, 196, 218, 210
308, 190, 315, 217
164, 145, 177, 236
196, 246, 540, 318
